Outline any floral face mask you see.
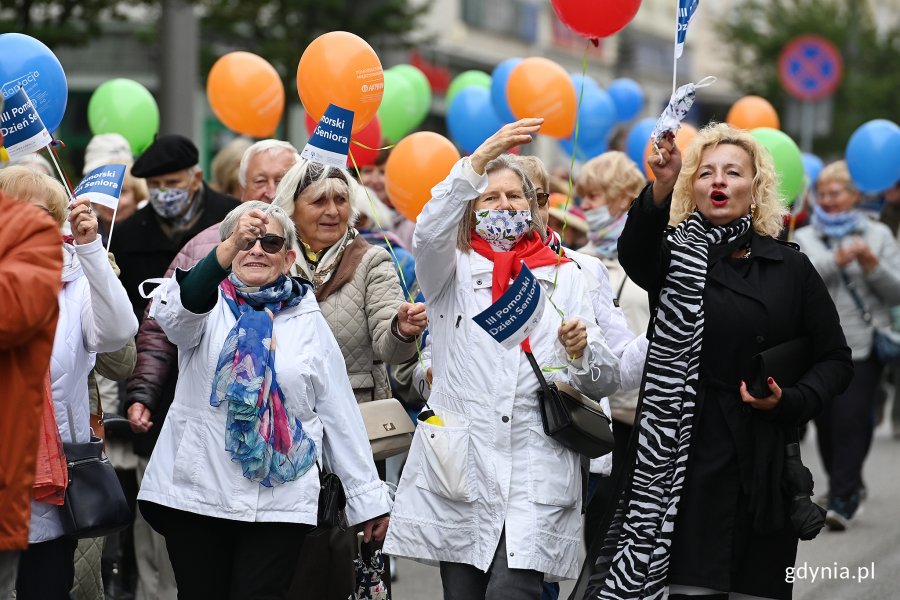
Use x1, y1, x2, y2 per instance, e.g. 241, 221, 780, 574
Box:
473, 209, 532, 252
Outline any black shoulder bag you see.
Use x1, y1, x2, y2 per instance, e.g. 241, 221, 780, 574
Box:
525, 351, 614, 458
60, 436, 132, 538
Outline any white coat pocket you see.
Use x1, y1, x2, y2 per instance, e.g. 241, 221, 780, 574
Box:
415, 422, 473, 502
527, 427, 580, 508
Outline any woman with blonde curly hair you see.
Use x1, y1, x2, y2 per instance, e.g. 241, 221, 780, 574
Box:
585, 123, 853, 600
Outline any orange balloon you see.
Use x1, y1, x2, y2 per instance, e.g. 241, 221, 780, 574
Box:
644, 124, 698, 180
506, 57, 577, 139
385, 132, 461, 222
207, 52, 284, 137
297, 31, 383, 134
726, 95, 780, 131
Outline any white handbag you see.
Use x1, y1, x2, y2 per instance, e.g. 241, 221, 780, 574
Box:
358, 398, 415, 461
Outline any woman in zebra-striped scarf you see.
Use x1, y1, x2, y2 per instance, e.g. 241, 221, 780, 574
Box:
584, 123, 852, 600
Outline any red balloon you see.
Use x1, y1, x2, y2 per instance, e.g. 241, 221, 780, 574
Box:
349, 117, 382, 168
551, 0, 641, 39
305, 112, 382, 169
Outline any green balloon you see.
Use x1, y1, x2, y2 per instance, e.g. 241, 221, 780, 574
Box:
750, 127, 804, 206
378, 70, 420, 144
389, 64, 432, 129
447, 70, 492, 106
88, 79, 160, 155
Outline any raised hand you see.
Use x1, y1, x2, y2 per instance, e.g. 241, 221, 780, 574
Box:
68, 197, 99, 245
470, 118, 544, 175
216, 208, 270, 268
648, 133, 683, 205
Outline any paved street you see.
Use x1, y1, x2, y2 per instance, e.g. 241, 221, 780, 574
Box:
392, 419, 900, 599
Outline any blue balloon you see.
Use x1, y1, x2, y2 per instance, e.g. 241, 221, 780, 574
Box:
490, 58, 522, 124
608, 78, 645, 122
574, 85, 617, 148
0, 33, 68, 132
846, 119, 900, 194
447, 87, 505, 154
626, 117, 656, 168
801, 153, 825, 186
559, 138, 608, 163
570, 74, 600, 97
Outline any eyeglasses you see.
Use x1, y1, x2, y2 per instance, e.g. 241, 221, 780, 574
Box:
243, 234, 286, 253
536, 192, 550, 207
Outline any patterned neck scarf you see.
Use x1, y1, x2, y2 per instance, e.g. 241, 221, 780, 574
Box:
585, 207, 628, 259
811, 204, 863, 239
293, 228, 356, 290
590, 212, 753, 600
211, 273, 316, 487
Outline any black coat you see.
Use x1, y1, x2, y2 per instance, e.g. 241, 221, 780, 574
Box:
616, 188, 853, 599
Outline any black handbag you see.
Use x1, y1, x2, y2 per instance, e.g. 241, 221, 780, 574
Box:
59, 436, 132, 539
316, 461, 348, 531
743, 337, 813, 398
525, 352, 615, 458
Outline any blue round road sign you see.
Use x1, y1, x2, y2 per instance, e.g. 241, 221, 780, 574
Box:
778, 35, 843, 101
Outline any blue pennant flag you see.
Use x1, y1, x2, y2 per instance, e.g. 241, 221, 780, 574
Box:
73, 163, 127, 210
0, 87, 52, 160
675, 0, 700, 59
472, 264, 546, 350
301, 104, 354, 169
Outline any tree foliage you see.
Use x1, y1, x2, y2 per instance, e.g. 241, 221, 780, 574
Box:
719, 0, 900, 156
0, 0, 125, 47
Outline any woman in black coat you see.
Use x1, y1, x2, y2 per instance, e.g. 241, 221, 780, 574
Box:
586, 123, 853, 600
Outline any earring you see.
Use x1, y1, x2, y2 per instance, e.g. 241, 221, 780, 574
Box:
750, 203, 756, 212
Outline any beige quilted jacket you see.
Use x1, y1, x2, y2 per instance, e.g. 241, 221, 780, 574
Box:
313, 240, 419, 403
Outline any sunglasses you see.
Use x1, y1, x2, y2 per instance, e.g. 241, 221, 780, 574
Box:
536, 192, 551, 207
243, 234, 286, 253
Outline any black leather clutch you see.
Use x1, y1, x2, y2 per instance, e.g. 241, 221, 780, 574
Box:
744, 337, 813, 398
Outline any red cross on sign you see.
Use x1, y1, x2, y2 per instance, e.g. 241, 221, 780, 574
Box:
778, 35, 843, 101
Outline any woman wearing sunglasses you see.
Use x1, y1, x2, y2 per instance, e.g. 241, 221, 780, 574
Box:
136, 201, 391, 599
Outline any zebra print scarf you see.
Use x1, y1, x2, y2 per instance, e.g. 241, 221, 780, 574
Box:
591, 211, 753, 600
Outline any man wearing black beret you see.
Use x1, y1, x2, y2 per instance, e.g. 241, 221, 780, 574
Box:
111, 134, 239, 322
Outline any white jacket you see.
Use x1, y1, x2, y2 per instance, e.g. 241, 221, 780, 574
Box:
138, 275, 391, 526
30, 238, 138, 543
383, 159, 620, 581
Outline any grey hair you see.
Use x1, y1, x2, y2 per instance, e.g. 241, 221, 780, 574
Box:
456, 155, 546, 251
237, 139, 300, 187
219, 200, 298, 252
272, 158, 360, 225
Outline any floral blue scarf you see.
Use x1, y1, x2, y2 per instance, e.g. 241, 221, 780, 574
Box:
811, 204, 864, 239
210, 273, 316, 487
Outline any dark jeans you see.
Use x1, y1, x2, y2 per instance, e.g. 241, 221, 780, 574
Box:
140, 501, 311, 600
439, 531, 543, 600
16, 535, 77, 599
816, 355, 883, 500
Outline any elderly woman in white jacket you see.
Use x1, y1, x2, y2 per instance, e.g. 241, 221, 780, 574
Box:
137, 201, 391, 599
384, 119, 620, 598
0, 166, 138, 598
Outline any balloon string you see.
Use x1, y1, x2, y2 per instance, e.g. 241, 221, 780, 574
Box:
549, 40, 591, 318
347, 147, 430, 394
350, 139, 395, 152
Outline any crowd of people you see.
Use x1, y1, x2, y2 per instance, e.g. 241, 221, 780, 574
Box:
1, 80, 898, 600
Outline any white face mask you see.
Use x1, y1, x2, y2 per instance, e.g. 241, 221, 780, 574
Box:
473, 209, 533, 252
148, 187, 192, 219
584, 206, 616, 232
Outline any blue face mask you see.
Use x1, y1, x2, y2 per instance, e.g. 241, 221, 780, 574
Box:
811, 203, 862, 239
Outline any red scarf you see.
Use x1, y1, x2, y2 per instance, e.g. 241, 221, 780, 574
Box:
33, 370, 68, 505
470, 231, 570, 352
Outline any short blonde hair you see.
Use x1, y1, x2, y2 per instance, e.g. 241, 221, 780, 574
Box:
575, 151, 645, 202
210, 137, 254, 196
516, 155, 549, 192
817, 160, 856, 192
0, 165, 68, 227
671, 122, 787, 237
